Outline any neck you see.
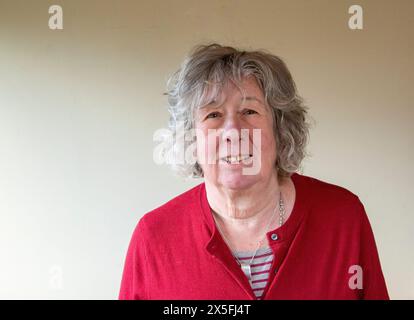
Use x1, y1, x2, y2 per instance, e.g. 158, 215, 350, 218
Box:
206, 170, 284, 237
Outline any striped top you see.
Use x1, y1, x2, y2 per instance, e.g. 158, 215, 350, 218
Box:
233, 246, 274, 300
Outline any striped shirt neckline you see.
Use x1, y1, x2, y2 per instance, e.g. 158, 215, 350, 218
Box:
232, 246, 274, 300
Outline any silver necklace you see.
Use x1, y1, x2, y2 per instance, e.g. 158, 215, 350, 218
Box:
212, 191, 286, 284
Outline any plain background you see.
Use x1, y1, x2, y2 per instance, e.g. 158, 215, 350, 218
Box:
0, 0, 413, 299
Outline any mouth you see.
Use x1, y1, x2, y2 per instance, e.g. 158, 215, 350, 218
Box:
221, 154, 252, 164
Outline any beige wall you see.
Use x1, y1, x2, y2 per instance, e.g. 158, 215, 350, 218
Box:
0, 0, 412, 299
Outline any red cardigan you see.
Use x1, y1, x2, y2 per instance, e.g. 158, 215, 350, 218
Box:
119, 173, 389, 300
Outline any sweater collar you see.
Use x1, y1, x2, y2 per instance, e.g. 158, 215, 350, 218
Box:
199, 172, 307, 254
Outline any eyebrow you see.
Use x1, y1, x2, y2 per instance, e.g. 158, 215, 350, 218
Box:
201, 96, 264, 108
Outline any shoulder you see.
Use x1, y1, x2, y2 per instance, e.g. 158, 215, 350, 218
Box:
295, 173, 366, 222
136, 182, 204, 235
297, 172, 360, 204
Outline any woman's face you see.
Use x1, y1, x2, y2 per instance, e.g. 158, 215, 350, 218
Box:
194, 76, 277, 190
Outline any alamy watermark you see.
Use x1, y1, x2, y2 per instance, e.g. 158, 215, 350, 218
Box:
48, 5, 63, 30
348, 264, 363, 290
153, 122, 263, 175
49, 264, 64, 290
348, 5, 363, 30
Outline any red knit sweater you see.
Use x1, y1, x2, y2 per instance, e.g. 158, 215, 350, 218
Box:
119, 173, 389, 300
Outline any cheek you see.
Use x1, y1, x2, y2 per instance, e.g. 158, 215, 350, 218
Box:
195, 125, 220, 153
263, 131, 276, 149
259, 128, 277, 161
195, 131, 206, 158
194, 129, 216, 169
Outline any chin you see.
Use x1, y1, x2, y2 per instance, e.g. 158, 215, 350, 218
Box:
219, 174, 259, 190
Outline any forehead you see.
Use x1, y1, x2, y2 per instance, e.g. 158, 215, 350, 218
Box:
199, 76, 265, 107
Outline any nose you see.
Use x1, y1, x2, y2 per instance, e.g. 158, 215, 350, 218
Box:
221, 113, 243, 144
219, 114, 252, 160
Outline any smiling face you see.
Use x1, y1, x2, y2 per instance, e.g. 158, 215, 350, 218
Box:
194, 76, 278, 191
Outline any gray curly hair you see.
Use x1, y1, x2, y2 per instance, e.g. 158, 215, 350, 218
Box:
162, 43, 312, 179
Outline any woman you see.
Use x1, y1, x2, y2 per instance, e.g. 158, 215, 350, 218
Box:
119, 43, 389, 300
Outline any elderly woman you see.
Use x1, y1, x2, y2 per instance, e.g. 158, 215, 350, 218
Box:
119, 43, 389, 300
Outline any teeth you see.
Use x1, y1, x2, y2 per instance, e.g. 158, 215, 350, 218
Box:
224, 155, 251, 164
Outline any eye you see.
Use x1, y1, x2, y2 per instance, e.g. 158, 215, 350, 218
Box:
243, 109, 258, 115
206, 112, 220, 119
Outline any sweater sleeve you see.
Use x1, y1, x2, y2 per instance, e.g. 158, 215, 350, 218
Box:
118, 218, 149, 300
356, 198, 390, 300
